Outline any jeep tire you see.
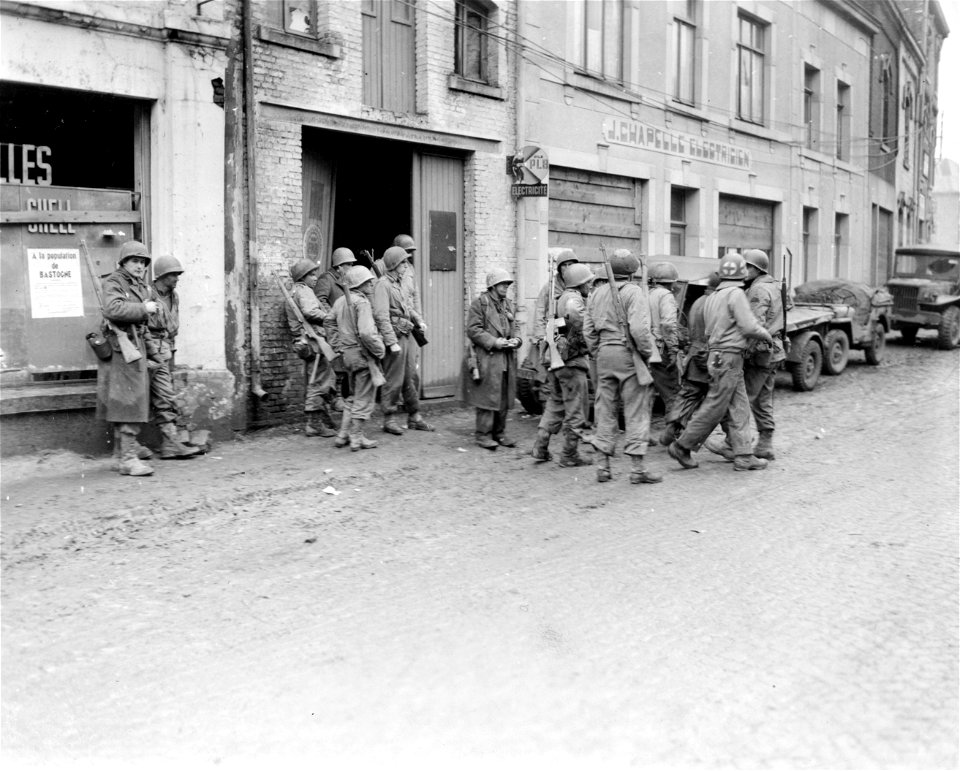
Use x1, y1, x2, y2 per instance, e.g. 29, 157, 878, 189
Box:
864, 322, 886, 365
789, 338, 822, 391
938, 306, 960, 350
822, 329, 850, 376
517, 373, 545, 415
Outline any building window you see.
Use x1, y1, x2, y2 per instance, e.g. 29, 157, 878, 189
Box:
737, 13, 766, 125
902, 84, 914, 169
572, 0, 624, 83
879, 55, 895, 150
455, 0, 492, 84
671, 1, 697, 105
362, 0, 416, 113
834, 212, 849, 276
284, 0, 315, 36
802, 206, 817, 282
836, 81, 850, 161
803, 65, 820, 150
670, 186, 688, 255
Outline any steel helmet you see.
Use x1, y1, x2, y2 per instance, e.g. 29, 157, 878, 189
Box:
564, 263, 595, 289
291, 258, 320, 282
718, 253, 748, 281
153, 255, 184, 280
486, 268, 513, 288
548, 247, 578, 269
649, 261, 679, 284
346, 265, 376, 289
393, 234, 417, 252
609, 249, 640, 277
743, 249, 770, 273
382, 246, 409, 272
118, 240, 151, 265
331, 247, 356, 268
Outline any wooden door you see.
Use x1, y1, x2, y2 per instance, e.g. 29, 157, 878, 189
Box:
414, 153, 463, 398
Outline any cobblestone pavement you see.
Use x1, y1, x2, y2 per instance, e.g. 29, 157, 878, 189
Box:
2, 334, 958, 770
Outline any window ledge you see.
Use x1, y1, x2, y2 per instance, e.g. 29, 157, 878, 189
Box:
665, 101, 710, 123
800, 147, 833, 165
728, 118, 787, 143
567, 71, 641, 104
258, 26, 341, 59
447, 74, 504, 100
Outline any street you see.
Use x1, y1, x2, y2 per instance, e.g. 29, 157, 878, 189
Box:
1, 335, 958, 770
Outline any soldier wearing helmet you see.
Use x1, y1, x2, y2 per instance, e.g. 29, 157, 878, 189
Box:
582, 248, 663, 485
286, 258, 339, 438
372, 234, 427, 341
98, 241, 161, 476
465, 269, 522, 449
143, 254, 203, 461
330, 265, 386, 451
646, 261, 681, 429
531, 247, 580, 346
374, 246, 434, 435
531, 262, 595, 467
314, 247, 359, 416
666, 252, 774, 473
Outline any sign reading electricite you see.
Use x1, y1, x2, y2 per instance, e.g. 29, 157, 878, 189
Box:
508, 146, 549, 197
602, 118, 752, 171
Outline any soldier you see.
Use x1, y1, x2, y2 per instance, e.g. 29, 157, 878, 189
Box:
647, 261, 681, 434
286, 258, 338, 438
375, 246, 434, 435
314, 247, 357, 412
531, 247, 579, 346
530, 263, 595, 467
97, 240, 159, 476
373, 234, 427, 339
582, 249, 662, 485
466, 269, 522, 450
659, 272, 721, 445
146, 255, 202, 459
667, 253, 774, 472
330, 266, 386, 451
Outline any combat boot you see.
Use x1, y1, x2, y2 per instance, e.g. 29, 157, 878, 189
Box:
118, 430, 153, 476
530, 429, 552, 462
383, 415, 405, 435
703, 435, 735, 461
596, 453, 612, 483
558, 430, 590, 468
334, 411, 351, 448
407, 413, 435, 431
753, 430, 775, 460
733, 454, 768, 471
159, 423, 201, 459
628, 455, 662, 484
110, 431, 153, 471
350, 419, 378, 451
305, 411, 337, 438
658, 422, 678, 448
667, 440, 699, 469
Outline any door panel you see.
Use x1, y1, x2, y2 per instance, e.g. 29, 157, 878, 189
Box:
415, 154, 463, 398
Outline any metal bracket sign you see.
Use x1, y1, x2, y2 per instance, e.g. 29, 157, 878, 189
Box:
508, 145, 549, 197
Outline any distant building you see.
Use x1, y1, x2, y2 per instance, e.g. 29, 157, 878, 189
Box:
931, 158, 960, 248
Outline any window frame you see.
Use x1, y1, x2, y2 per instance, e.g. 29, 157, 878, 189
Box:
671, 2, 697, 106
455, 0, 492, 85
836, 80, 850, 161
573, 0, 626, 85
669, 186, 688, 256
803, 64, 820, 151
736, 13, 766, 126
283, 0, 316, 37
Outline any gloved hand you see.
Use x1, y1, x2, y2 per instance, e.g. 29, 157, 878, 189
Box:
389, 343, 401, 353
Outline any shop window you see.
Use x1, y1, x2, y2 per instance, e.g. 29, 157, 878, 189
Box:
570, 0, 624, 84
362, 0, 416, 113
803, 65, 820, 151
736, 13, 766, 125
671, 1, 697, 106
836, 81, 850, 161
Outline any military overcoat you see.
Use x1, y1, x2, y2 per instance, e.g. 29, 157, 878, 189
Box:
464, 290, 517, 411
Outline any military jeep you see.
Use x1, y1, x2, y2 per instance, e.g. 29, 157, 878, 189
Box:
885, 245, 960, 349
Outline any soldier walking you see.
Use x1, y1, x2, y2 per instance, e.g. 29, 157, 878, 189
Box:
466, 269, 522, 450
647, 262, 681, 434
375, 246, 434, 435
530, 262, 595, 467
667, 253, 774, 472
582, 249, 662, 485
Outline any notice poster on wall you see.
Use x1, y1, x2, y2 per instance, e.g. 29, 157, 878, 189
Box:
27, 248, 84, 318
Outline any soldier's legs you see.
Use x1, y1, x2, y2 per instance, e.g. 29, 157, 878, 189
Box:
349, 368, 377, 422
593, 347, 630, 457
380, 346, 405, 416
557, 367, 588, 433
149, 361, 180, 426
115, 422, 153, 476
677, 352, 748, 452
400, 336, 421, 415
744, 364, 776, 433
537, 370, 566, 435
621, 377, 653, 456
650, 361, 680, 415
493, 373, 514, 445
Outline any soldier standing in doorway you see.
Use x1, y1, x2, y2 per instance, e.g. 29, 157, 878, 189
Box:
315, 247, 357, 412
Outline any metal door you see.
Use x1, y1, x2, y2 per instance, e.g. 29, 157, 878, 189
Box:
413, 153, 463, 398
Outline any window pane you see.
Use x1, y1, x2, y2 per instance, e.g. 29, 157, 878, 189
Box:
586, 0, 603, 73
670, 189, 685, 222
285, 0, 312, 34
603, 0, 622, 80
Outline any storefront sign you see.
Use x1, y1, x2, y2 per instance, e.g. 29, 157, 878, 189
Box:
602, 118, 752, 170
23, 198, 76, 233
508, 145, 549, 197
28, 248, 84, 318
1, 143, 53, 186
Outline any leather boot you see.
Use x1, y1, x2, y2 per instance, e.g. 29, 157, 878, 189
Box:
629, 454, 662, 484
559, 430, 591, 467
703, 435, 735, 461
334, 411, 351, 448
159, 422, 201, 459
667, 440, 699, 469
658, 422, 677, 448
305, 412, 336, 438
734, 454, 768, 471
596, 453, 612, 483
753, 430, 775, 460
530, 429, 552, 462
383, 415, 405, 435
350, 419, 378, 451
118, 429, 154, 476
407, 413, 435, 431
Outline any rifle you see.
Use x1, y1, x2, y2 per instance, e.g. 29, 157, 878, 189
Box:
275, 273, 336, 383
465, 336, 481, 382
636, 254, 662, 365
781, 248, 792, 355
543, 251, 565, 370
338, 279, 387, 388
360, 249, 384, 278
79, 239, 143, 364
598, 242, 653, 386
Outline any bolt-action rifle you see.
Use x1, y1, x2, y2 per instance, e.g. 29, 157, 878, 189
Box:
275, 273, 336, 383
79, 239, 143, 364
599, 242, 654, 386
543, 251, 566, 371
781, 248, 792, 355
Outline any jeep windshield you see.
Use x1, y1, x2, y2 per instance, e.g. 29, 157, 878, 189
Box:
893, 252, 960, 280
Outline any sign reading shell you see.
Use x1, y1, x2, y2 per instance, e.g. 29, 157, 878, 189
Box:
507, 145, 549, 197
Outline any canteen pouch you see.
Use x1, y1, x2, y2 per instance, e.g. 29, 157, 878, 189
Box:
86, 331, 113, 361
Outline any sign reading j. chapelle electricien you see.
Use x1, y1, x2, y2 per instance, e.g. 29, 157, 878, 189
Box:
602, 118, 752, 171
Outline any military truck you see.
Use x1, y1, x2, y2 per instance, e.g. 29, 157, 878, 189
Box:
885, 244, 960, 349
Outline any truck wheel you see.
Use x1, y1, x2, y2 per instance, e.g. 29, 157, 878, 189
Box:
822, 330, 850, 376
789, 339, 822, 391
864, 322, 886, 365
517, 373, 544, 415
937, 306, 960, 350
900, 325, 918, 345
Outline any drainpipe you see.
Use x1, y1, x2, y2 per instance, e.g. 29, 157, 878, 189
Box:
243, 0, 267, 399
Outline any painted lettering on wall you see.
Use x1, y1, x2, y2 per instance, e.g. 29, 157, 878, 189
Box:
0, 143, 53, 185
601, 119, 752, 171
23, 199, 77, 234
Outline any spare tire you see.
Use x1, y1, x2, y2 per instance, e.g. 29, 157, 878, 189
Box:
517, 372, 544, 415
